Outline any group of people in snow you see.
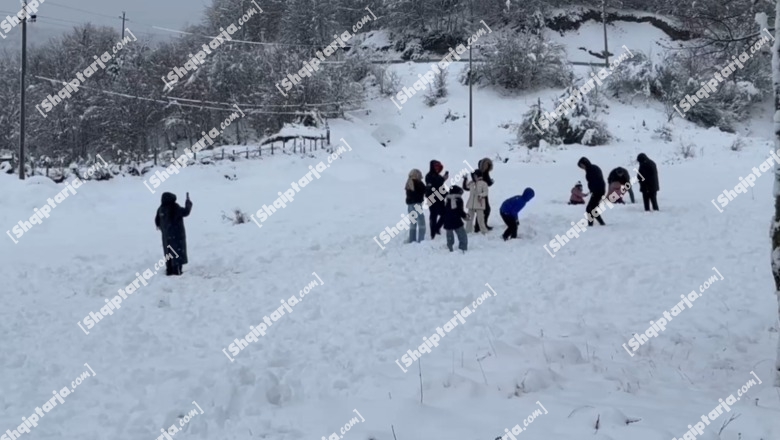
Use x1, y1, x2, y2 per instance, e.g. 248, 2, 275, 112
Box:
570, 153, 660, 225
150, 153, 661, 273
405, 158, 536, 252
404, 152, 660, 253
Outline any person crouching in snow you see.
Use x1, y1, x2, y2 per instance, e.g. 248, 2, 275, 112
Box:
608, 167, 635, 203
155, 192, 192, 276
463, 170, 488, 234
569, 182, 587, 205
443, 186, 468, 252
405, 168, 426, 243
607, 181, 627, 204
499, 188, 535, 241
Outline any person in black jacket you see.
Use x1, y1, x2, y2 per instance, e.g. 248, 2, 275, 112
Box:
607, 167, 635, 203
577, 157, 606, 226
637, 153, 659, 211
425, 160, 449, 239
475, 158, 494, 232
405, 168, 427, 243
442, 186, 468, 252
155, 192, 193, 276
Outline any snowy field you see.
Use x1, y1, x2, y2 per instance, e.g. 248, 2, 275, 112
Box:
2, 23, 780, 440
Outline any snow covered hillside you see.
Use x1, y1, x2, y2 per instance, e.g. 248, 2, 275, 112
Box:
2, 20, 780, 440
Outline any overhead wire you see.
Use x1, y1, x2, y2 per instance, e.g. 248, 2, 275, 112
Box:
33, 75, 364, 115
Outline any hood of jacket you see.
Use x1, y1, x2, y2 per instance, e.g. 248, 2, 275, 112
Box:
521, 188, 535, 201
479, 158, 493, 173
637, 153, 649, 164
429, 160, 443, 174
577, 157, 591, 168
161, 192, 177, 205
445, 193, 462, 209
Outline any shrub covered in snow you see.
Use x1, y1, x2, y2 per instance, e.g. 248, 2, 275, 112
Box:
653, 123, 674, 143
369, 65, 402, 97
423, 69, 448, 106
678, 139, 698, 159
400, 39, 424, 61
518, 88, 612, 148
605, 51, 657, 100
617, 50, 768, 132
731, 135, 746, 152
518, 101, 562, 148
473, 32, 571, 91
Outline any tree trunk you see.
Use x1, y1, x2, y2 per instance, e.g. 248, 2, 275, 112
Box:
771, 0, 780, 387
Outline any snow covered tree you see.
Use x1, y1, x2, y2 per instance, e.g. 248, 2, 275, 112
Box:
280, 0, 340, 46
772, 0, 780, 388
472, 32, 571, 91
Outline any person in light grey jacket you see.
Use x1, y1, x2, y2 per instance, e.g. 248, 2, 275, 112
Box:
463, 170, 488, 234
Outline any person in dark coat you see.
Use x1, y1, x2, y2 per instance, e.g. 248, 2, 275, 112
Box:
607, 167, 635, 203
637, 153, 659, 211
475, 158, 494, 232
577, 157, 606, 226
155, 192, 192, 276
442, 185, 468, 252
425, 160, 449, 239
499, 188, 535, 241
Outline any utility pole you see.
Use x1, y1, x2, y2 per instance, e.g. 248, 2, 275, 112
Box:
601, 0, 609, 67
119, 11, 126, 39
468, 0, 473, 147
19, 0, 33, 180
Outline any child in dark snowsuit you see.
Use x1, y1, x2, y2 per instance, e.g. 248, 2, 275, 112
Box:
499, 188, 535, 241
442, 186, 468, 252
155, 192, 193, 276
425, 160, 449, 239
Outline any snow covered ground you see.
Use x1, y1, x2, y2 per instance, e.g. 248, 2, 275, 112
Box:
2, 22, 780, 440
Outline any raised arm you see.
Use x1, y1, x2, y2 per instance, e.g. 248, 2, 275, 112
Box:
181, 199, 193, 217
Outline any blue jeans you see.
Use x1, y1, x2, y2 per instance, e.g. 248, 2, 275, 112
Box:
407, 204, 426, 243
446, 227, 468, 251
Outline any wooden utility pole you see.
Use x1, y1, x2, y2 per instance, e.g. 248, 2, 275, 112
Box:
601, 0, 609, 67
119, 11, 126, 39
468, 0, 473, 147
19, 0, 32, 180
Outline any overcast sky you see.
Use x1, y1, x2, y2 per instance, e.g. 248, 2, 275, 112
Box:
0, 0, 206, 49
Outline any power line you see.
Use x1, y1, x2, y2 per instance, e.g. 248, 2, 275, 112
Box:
36, 16, 112, 27
151, 25, 361, 48
36, 2, 170, 38
45, 1, 121, 21
22, 17, 168, 39
32, 75, 360, 115
166, 95, 373, 108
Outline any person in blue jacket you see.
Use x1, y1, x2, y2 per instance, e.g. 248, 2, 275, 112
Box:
499, 188, 535, 241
